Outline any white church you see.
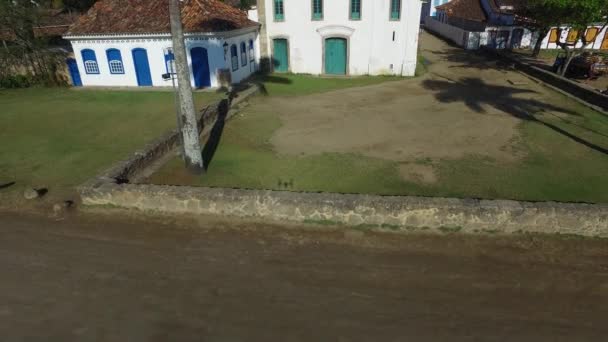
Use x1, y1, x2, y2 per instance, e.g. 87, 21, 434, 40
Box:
64, 0, 422, 88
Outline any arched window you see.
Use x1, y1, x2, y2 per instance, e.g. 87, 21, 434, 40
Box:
231, 44, 238, 71
106, 49, 124, 74
249, 39, 255, 62
240, 42, 247, 67
81, 49, 99, 74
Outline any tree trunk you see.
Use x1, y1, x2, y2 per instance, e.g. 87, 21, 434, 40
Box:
532, 31, 544, 57
168, 0, 204, 174
560, 51, 576, 77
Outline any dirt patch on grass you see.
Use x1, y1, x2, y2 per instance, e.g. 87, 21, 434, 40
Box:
399, 163, 438, 184
265, 77, 522, 163
261, 32, 590, 165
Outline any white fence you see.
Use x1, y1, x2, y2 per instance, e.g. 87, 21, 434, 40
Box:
424, 17, 468, 48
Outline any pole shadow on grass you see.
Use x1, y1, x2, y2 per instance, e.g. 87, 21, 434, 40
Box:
422, 77, 608, 155
202, 99, 229, 171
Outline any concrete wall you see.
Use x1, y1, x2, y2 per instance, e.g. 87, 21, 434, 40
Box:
67, 29, 259, 88
260, 0, 421, 76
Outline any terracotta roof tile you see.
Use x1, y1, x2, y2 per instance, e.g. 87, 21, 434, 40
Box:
66, 0, 258, 36
436, 0, 487, 22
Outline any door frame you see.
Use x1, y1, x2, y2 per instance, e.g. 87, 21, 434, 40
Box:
510, 28, 524, 49
322, 35, 350, 76
132, 48, 153, 87
66, 58, 82, 87
270, 35, 290, 73
190, 46, 211, 88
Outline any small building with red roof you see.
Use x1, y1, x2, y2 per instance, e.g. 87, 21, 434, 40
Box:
63, 0, 260, 88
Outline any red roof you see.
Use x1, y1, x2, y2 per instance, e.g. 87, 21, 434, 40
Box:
436, 0, 487, 22
66, 0, 258, 36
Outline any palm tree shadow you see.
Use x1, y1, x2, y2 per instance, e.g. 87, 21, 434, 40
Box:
202, 99, 229, 170
422, 77, 608, 155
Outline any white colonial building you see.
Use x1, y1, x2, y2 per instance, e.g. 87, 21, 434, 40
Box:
63, 0, 260, 88
256, 0, 422, 76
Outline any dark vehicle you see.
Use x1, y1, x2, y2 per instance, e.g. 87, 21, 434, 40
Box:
553, 51, 608, 78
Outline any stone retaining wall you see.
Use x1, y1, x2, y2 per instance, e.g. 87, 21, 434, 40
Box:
77, 82, 608, 237
80, 182, 608, 238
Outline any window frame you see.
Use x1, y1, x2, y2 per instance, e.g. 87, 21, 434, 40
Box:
81, 49, 100, 75
312, 0, 323, 21
240, 42, 247, 67
390, 0, 401, 21
231, 44, 239, 71
566, 29, 579, 44
585, 27, 599, 44
106, 48, 125, 75
548, 28, 559, 43
249, 39, 255, 62
164, 47, 175, 75
350, 0, 361, 20
274, 0, 285, 21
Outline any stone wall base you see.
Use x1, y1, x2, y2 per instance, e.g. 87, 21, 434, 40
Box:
80, 183, 608, 238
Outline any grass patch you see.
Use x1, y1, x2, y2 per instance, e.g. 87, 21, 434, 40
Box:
303, 219, 339, 226
438, 226, 463, 233
147, 94, 608, 203
416, 54, 429, 77
148, 107, 408, 194
0, 88, 221, 192
253, 73, 403, 97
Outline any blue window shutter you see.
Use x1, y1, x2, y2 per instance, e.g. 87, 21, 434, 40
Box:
249, 39, 254, 61
164, 49, 175, 74
81, 49, 100, 74
231, 44, 239, 71
82, 49, 96, 62
106, 49, 124, 74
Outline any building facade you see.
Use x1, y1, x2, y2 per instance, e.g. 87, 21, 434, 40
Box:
428, 0, 608, 52
257, 0, 422, 76
63, 0, 260, 88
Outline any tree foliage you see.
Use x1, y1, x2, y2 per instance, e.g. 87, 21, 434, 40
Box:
518, 0, 608, 75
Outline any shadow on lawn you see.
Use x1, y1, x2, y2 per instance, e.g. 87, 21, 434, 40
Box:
252, 74, 293, 96
422, 77, 608, 155
430, 48, 517, 72
202, 99, 229, 170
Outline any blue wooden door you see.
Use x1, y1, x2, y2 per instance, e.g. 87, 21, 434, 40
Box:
132, 48, 152, 86
190, 47, 211, 88
325, 38, 347, 75
66, 58, 82, 87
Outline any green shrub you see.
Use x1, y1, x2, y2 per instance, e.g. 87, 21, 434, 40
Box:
0, 75, 33, 89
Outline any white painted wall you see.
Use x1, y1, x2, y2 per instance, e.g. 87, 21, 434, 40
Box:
261, 0, 421, 76
67, 29, 259, 88
424, 16, 467, 47
540, 25, 608, 50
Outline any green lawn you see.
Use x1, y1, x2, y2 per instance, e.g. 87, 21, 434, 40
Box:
252, 73, 403, 97
0, 88, 220, 198
147, 81, 608, 203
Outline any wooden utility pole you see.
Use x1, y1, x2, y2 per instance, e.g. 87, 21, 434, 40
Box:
168, 0, 204, 174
